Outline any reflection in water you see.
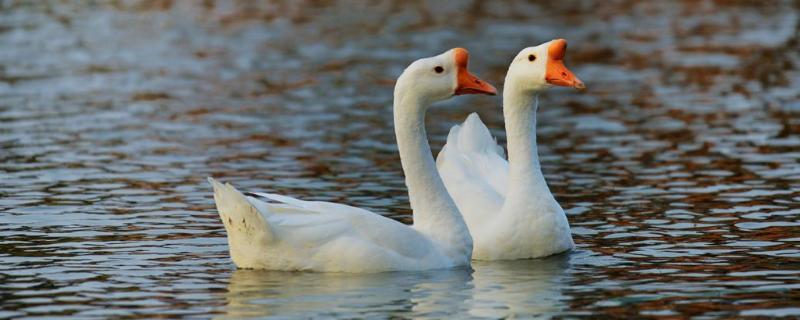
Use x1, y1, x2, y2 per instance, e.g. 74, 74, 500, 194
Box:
467, 256, 569, 318
222, 255, 569, 319
222, 268, 472, 319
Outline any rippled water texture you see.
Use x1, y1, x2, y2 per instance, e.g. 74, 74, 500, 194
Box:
1, 1, 799, 318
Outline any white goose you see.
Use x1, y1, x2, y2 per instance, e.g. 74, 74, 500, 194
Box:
437, 39, 585, 260
209, 48, 497, 273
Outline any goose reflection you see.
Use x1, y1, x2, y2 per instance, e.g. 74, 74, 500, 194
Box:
220, 254, 569, 319
468, 254, 571, 318
219, 267, 473, 319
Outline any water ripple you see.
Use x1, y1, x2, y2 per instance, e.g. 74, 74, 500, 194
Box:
1, 0, 799, 318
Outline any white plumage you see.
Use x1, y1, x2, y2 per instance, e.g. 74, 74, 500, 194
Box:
437, 40, 582, 260
208, 48, 496, 272
209, 178, 451, 272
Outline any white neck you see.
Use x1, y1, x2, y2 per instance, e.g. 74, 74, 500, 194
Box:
392, 86, 472, 260
502, 84, 556, 205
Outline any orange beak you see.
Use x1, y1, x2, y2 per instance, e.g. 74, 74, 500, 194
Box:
545, 39, 585, 90
453, 48, 498, 96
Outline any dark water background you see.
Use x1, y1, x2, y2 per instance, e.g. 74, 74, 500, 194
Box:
1, 0, 799, 318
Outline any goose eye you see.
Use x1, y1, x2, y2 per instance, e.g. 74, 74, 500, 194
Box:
528, 54, 536, 62
434, 66, 444, 73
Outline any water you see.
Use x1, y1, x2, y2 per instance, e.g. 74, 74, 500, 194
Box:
1, 1, 798, 318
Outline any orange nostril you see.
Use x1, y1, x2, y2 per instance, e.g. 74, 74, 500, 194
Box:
562, 72, 567, 76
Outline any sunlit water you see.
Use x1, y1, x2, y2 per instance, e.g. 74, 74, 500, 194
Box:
1, 1, 799, 318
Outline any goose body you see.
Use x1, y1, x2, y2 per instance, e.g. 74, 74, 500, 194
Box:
210, 48, 496, 272
437, 40, 584, 260
208, 180, 459, 272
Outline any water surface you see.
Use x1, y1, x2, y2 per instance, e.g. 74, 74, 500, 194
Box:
1, 1, 799, 318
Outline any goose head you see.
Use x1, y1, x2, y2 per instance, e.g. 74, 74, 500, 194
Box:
505, 39, 585, 93
395, 48, 497, 105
